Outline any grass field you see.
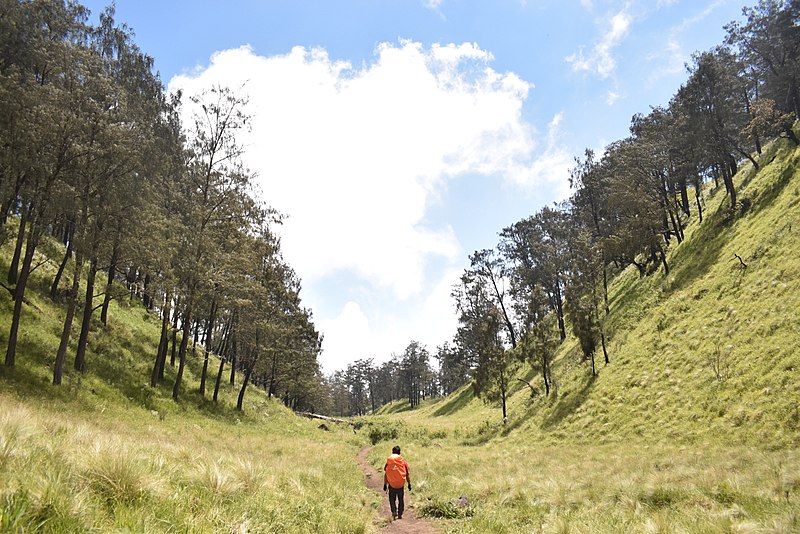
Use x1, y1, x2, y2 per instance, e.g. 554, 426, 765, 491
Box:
0, 240, 378, 532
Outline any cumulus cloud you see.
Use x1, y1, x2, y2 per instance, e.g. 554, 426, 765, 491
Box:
508, 112, 573, 201
316, 267, 462, 372
169, 41, 557, 372
170, 42, 536, 299
317, 302, 372, 369
566, 10, 632, 78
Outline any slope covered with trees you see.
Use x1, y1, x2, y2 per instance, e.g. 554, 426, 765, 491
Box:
328, 0, 800, 427
0, 1, 325, 410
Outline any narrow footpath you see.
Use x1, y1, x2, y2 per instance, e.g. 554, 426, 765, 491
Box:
357, 447, 437, 533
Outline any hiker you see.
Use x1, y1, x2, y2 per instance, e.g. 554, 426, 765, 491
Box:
383, 445, 412, 520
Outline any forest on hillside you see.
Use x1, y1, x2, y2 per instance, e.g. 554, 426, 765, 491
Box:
327, 0, 800, 418
0, 1, 323, 410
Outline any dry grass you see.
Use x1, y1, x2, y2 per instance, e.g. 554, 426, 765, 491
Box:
0, 395, 374, 532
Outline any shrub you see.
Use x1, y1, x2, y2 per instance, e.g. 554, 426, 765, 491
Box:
418, 499, 473, 519
360, 420, 406, 445
82, 452, 156, 508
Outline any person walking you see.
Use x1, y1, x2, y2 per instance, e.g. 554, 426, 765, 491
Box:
383, 445, 412, 520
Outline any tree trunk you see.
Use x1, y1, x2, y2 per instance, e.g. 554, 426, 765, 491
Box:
542, 353, 550, 396
490, 275, 517, 348
237, 330, 257, 411
213, 356, 225, 402
695, 188, 704, 223
230, 343, 238, 386
668, 207, 683, 244
657, 243, 669, 275
199, 298, 217, 398
600, 328, 609, 365
724, 157, 738, 210
7, 206, 28, 285
100, 239, 119, 324
191, 319, 199, 361
5, 220, 40, 367
53, 249, 85, 384
268, 350, 279, 397
151, 288, 172, 387
172, 305, 193, 401
74, 256, 97, 372
601, 268, 609, 315
50, 220, 73, 299
237, 364, 253, 411
142, 273, 152, 309
555, 280, 567, 340
679, 176, 690, 216
500, 367, 508, 422
170, 296, 180, 367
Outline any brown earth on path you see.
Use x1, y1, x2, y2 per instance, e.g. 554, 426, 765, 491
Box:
357, 446, 437, 533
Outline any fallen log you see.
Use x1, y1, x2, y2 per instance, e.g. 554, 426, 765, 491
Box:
297, 412, 356, 426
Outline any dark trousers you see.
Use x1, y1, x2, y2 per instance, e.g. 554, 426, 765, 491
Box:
388, 486, 405, 517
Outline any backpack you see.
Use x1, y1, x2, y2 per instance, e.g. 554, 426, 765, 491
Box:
385, 454, 407, 489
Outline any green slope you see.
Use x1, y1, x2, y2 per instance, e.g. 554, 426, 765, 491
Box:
357, 135, 800, 533
0, 235, 375, 532
387, 134, 800, 448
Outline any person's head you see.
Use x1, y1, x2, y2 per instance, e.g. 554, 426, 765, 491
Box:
392, 445, 401, 455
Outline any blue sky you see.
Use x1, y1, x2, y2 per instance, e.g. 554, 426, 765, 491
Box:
82, 0, 746, 372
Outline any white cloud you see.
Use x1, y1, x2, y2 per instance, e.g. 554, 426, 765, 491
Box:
170, 42, 535, 299
168, 41, 558, 372
566, 10, 632, 78
423, 0, 443, 9
649, 0, 731, 83
508, 112, 572, 201
606, 90, 622, 105
318, 302, 372, 369
317, 268, 462, 372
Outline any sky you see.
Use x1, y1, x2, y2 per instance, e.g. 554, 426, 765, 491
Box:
82, 0, 746, 373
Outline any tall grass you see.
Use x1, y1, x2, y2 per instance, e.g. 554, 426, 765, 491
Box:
0, 223, 377, 532
0, 396, 374, 532
364, 438, 799, 532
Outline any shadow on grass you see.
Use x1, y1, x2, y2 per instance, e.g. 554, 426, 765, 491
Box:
540, 371, 597, 430
745, 146, 799, 219
432, 386, 473, 417
380, 400, 415, 414
665, 199, 736, 296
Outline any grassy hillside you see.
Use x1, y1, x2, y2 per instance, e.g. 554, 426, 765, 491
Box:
0, 244, 378, 532
361, 135, 800, 532
388, 134, 800, 447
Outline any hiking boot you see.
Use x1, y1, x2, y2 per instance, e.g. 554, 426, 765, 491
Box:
397, 514, 403, 519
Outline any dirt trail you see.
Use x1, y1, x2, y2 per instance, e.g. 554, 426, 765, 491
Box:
357, 447, 437, 533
